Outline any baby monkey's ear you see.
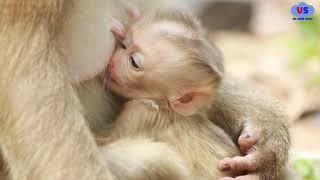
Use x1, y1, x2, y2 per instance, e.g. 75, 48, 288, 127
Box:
169, 87, 213, 116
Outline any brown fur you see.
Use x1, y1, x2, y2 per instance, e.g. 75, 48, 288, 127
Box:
209, 77, 291, 180
0, 0, 63, 25
108, 99, 240, 179
148, 11, 289, 180
0, 1, 192, 180
104, 10, 241, 179
107, 8, 291, 180
0, 149, 9, 180
0, 1, 290, 180
0, 14, 114, 180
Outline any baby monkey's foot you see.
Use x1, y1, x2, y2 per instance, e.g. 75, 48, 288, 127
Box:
218, 126, 264, 180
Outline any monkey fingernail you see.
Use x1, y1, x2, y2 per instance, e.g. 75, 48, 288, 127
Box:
242, 133, 251, 139
221, 164, 231, 171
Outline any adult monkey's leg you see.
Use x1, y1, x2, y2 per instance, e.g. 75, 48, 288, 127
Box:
0, 1, 114, 179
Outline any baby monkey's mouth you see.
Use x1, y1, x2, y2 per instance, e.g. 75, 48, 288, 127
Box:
103, 62, 119, 87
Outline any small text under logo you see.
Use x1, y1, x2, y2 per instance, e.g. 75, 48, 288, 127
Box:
291, 2, 315, 21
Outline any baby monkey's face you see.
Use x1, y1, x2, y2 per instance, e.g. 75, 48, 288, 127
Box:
106, 14, 223, 116
105, 28, 181, 99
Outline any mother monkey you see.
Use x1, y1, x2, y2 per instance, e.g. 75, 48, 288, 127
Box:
0, 0, 197, 179
0, 0, 290, 180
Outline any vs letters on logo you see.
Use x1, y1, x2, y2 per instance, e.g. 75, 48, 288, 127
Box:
291, 2, 315, 21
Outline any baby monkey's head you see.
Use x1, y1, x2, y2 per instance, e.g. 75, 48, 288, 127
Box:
106, 10, 224, 116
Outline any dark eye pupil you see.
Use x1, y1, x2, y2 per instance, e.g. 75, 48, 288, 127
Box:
130, 57, 139, 69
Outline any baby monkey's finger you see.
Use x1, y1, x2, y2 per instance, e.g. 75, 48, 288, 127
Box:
111, 17, 126, 40
218, 174, 260, 180
120, 0, 140, 20
238, 132, 259, 153
238, 124, 263, 153
218, 153, 258, 173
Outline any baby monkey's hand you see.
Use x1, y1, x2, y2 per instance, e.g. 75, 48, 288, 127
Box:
218, 125, 273, 180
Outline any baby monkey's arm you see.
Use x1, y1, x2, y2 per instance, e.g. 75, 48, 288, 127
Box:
209, 78, 290, 180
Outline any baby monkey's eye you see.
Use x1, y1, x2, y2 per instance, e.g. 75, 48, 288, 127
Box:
129, 52, 144, 71
130, 57, 139, 68
120, 42, 126, 49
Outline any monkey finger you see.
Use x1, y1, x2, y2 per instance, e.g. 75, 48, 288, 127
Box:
121, 0, 141, 20
218, 153, 257, 173
111, 17, 126, 39
218, 177, 234, 180
238, 132, 259, 153
218, 174, 260, 180
238, 124, 262, 153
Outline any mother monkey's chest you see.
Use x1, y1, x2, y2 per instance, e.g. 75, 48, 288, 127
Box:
58, 0, 130, 83
57, 0, 128, 133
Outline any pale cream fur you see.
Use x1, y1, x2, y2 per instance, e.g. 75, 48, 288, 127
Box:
108, 99, 240, 180
0, 0, 192, 180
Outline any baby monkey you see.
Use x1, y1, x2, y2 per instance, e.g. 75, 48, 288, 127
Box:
105, 10, 241, 179
105, 8, 290, 180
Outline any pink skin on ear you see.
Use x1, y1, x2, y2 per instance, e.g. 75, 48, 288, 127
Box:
170, 92, 197, 116
177, 93, 194, 103
170, 90, 212, 116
